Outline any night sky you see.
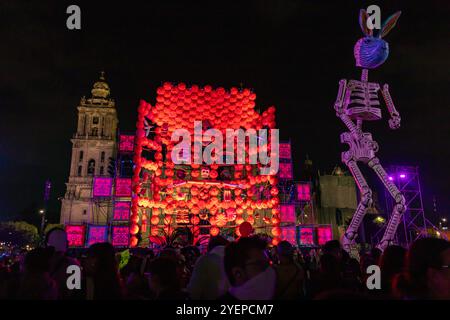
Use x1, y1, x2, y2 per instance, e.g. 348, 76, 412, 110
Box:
1, 1, 449, 223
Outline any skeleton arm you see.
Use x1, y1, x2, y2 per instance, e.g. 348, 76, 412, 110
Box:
334, 79, 347, 113
381, 83, 401, 129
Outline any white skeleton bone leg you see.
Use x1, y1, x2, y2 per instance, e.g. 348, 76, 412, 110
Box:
342, 159, 373, 252
368, 157, 406, 251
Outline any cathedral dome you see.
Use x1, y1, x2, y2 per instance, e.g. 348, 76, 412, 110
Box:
91, 72, 110, 98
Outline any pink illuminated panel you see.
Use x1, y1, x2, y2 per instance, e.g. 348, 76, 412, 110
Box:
297, 183, 311, 201
119, 135, 135, 152
115, 178, 132, 197
93, 177, 113, 197
280, 226, 296, 244
112, 226, 129, 247
299, 227, 314, 246
87, 225, 108, 247
279, 143, 292, 160
317, 226, 333, 245
278, 163, 293, 179
65, 225, 86, 247
113, 201, 131, 221
280, 205, 296, 223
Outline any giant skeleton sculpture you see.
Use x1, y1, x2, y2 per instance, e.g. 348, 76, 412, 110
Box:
335, 9, 405, 252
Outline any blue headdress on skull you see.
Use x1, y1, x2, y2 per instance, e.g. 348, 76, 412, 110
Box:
354, 9, 401, 69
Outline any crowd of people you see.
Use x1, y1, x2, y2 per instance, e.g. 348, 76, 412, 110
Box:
0, 227, 449, 300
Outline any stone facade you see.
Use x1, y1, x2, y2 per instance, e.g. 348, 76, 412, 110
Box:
60, 73, 118, 225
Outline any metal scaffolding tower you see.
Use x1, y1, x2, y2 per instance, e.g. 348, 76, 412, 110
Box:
372, 165, 443, 247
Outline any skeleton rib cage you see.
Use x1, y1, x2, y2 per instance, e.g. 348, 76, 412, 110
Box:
345, 80, 382, 121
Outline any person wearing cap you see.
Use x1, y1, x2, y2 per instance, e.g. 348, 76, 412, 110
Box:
273, 240, 305, 300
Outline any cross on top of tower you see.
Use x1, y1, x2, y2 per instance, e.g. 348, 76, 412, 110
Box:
91, 71, 110, 98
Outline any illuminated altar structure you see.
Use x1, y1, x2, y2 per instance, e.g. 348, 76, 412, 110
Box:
131, 83, 281, 247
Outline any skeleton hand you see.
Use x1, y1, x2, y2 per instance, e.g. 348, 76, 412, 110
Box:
389, 115, 401, 129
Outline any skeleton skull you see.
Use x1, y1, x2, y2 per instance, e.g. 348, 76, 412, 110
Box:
201, 167, 210, 178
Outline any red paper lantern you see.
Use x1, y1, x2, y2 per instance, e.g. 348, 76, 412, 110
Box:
271, 217, 280, 224
271, 227, 281, 237
270, 187, 279, 196
151, 227, 159, 236
130, 224, 139, 235
191, 216, 200, 225
151, 216, 160, 225
216, 213, 227, 227
130, 236, 138, 247
130, 214, 139, 224
210, 226, 220, 236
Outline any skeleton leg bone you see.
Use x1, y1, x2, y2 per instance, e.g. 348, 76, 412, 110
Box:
368, 157, 406, 251
342, 158, 373, 253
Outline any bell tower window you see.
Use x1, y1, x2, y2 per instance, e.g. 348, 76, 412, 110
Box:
87, 159, 96, 175
91, 127, 98, 136
77, 166, 82, 176
93, 117, 99, 124
79, 151, 84, 162
100, 166, 104, 175
101, 151, 105, 163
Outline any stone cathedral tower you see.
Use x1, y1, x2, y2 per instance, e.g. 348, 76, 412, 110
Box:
60, 72, 118, 224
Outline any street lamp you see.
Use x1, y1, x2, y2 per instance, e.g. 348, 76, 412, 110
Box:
39, 209, 46, 239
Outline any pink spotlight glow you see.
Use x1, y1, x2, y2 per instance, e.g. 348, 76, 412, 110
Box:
399, 174, 406, 179
388, 176, 394, 181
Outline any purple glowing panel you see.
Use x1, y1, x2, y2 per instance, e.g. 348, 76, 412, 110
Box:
297, 183, 311, 201
280, 205, 296, 223
119, 135, 135, 152
115, 178, 132, 197
399, 174, 406, 179
280, 226, 296, 244
278, 163, 293, 180
113, 201, 131, 221
317, 226, 333, 245
93, 177, 113, 197
299, 227, 314, 246
112, 226, 129, 247
279, 143, 292, 160
87, 225, 108, 247
65, 225, 86, 247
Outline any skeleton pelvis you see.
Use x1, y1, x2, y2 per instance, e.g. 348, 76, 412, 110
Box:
340, 132, 378, 163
